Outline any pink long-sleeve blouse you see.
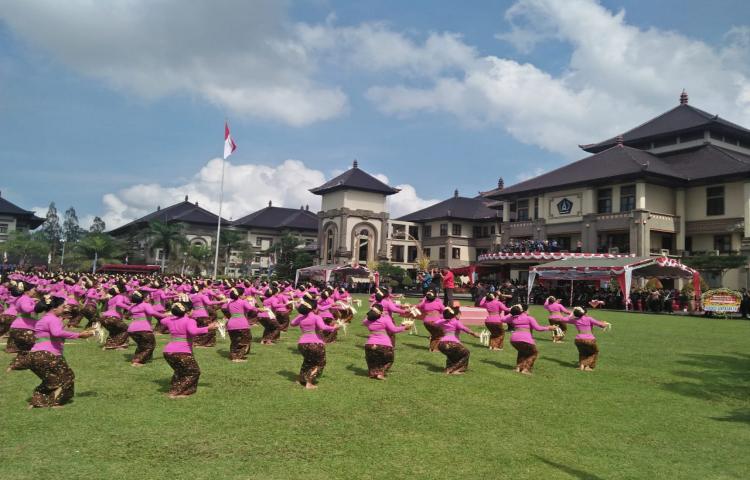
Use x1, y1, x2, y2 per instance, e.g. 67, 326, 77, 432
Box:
291, 312, 335, 344
559, 315, 608, 340
363, 316, 406, 347
31, 312, 80, 356
10, 294, 37, 330
501, 313, 548, 345
161, 316, 209, 354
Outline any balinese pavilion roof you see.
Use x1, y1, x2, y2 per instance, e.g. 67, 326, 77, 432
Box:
309, 160, 400, 196
108, 197, 228, 235
580, 91, 750, 154
232, 203, 318, 231
397, 190, 499, 222
0, 193, 45, 229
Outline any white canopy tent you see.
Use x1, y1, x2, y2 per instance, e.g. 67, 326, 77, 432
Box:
294, 264, 372, 286
527, 256, 701, 310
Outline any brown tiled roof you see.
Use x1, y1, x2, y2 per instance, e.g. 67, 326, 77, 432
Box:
310, 164, 400, 196
658, 144, 750, 181
108, 200, 228, 235
0, 195, 45, 228
233, 206, 318, 231
581, 104, 750, 153
483, 145, 683, 199
396, 195, 499, 222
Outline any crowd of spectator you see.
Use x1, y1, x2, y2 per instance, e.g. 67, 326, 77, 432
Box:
493, 239, 581, 254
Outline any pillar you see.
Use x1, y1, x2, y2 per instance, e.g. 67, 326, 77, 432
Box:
582, 214, 598, 253
502, 201, 510, 223
636, 181, 646, 210
744, 182, 750, 239
675, 188, 686, 251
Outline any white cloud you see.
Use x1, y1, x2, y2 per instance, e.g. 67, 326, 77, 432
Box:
97, 159, 437, 229
372, 173, 441, 218
364, 0, 750, 158
0, 0, 348, 126
516, 167, 548, 183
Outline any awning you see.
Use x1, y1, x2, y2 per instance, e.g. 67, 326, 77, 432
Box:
527, 256, 700, 310
294, 264, 372, 285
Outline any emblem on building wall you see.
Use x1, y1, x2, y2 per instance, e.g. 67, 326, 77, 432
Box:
557, 198, 573, 215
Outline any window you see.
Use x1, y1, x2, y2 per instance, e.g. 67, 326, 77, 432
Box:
407, 246, 418, 262
482, 226, 489, 237
423, 248, 431, 258
255, 237, 262, 246
408, 226, 420, 240
392, 224, 405, 239
423, 225, 432, 238
325, 229, 334, 262
597, 188, 612, 213
391, 245, 405, 262
620, 185, 635, 212
439, 247, 446, 260
439, 224, 448, 236
452, 224, 462, 236
452, 248, 461, 259
0, 223, 7, 234
517, 199, 529, 221
685, 236, 693, 253
533, 198, 539, 219
714, 234, 731, 253
706, 186, 725, 216
490, 225, 496, 235
473, 226, 482, 238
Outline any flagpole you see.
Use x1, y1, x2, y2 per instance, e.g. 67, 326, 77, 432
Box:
212, 146, 226, 280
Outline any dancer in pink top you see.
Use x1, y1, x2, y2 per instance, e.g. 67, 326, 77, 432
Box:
223, 287, 257, 362
317, 289, 338, 343
101, 285, 132, 350
362, 304, 407, 379
160, 301, 218, 398
332, 287, 354, 323
558, 306, 611, 371
5, 281, 38, 369
26, 295, 93, 408
416, 290, 445, 352
544, 296, 571, 343
127, 290, 166, 366
501, 305, 556, 374
435, 306, 480, 374
257, 288, 282, 344
290, 294, 338, 389
189, 285, 223, 348
480, 292, 510, 350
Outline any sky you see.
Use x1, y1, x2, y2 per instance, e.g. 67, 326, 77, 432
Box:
1, 0, 750, 230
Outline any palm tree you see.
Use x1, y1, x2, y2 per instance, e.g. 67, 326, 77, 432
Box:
219, 229, 248, 276
186, 244, 212, 276
76, 233, 124, 273
148, 221, 188, 272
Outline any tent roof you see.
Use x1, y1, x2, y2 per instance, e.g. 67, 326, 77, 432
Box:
531, 256, 696, 279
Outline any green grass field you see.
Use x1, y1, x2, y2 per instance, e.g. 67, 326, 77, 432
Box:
1, 297, 749, 479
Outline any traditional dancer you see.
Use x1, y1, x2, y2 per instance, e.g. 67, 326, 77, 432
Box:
5, 281, 38, 370
434, 306, 480, 374
374, 288, 406, 349
127, 290, 165, 366
480, 292, 510, 350
189, 285, 223, 348
502, 305, 556, 375
161, 301, 217, 398
100, 285, 132, 350
257, 288, 282, 344
544, 296, 571, 343
80, 279, 102, 329
223, 287, 256, 362
25, 295, 93, 408
416, 290, 445, 352
559, 307, 611, 371
290, 295, 338, 389
363, 304, 407, 379
317, 290, 338, 343
332, 287, 354, 323
272, 287, 293, 332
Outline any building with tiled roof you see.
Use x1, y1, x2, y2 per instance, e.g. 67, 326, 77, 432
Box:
0, 191, 45, 244
482, 91, 750, 289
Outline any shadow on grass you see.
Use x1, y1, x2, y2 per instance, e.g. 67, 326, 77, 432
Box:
152, 378, 171, 393
479, 359, 515, 371
346, 364, 369, 377
534, 455, 604, 480
663, 352, 750, 424
276, 370, 299, 383
416, 360, 443, 373
401, 342, 429, 351
77, 391, 99, 397
542, 357, 579, 369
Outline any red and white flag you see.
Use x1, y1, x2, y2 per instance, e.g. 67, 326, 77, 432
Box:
223, 122, 237, 159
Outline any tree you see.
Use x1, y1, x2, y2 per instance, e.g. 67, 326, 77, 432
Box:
186, 244, 212, 276
90, 216, 106, 233
75, 233, 124, 273
147, 221, 188, 272
41, 202, 62, 258
266, 232, 313, 280
219, 229, 249, 275
376, 262, 406, 289
4, 231, 49, 268
63, 206, 82, 243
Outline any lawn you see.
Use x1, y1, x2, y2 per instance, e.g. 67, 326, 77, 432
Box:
1, 297, 749, 479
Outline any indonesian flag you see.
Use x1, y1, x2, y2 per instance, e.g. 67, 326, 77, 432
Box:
223, 122, 237, 159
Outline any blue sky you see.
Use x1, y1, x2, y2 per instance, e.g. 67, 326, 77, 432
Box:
1, 0, 749, 228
